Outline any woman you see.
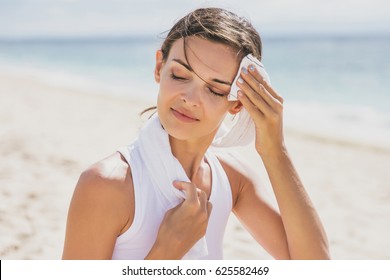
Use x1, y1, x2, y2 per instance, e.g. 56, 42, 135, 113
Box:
62, 7, 330, 260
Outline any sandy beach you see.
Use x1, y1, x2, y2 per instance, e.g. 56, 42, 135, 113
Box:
1, 68, 389, 260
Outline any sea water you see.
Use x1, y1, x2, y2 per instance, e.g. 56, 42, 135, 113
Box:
0, 35, 389, 150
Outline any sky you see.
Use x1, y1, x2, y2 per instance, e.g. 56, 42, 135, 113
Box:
0, 0, 389, 38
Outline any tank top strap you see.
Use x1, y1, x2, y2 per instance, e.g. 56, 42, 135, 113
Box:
201, 150, 233, 259
205, 150, 232, 210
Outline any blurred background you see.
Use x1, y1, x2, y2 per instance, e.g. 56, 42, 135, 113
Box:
1, 0, 389, 146
0, 0, 389, 259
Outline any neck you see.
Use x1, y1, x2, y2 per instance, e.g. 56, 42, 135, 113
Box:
169, 135, 212, 181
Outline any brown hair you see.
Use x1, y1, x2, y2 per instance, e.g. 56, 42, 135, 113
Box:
161, 7, 262, 61
141, 7, 262, 116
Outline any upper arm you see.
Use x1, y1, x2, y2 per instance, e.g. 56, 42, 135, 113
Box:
62, 153, 134, 259
217, 153, 290, 259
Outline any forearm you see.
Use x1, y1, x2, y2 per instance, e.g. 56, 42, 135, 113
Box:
261, 148, 330, 259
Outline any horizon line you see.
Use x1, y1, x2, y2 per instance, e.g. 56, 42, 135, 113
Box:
0, 31, 389, 43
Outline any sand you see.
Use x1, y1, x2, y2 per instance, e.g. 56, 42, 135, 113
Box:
1, 69, 389, 259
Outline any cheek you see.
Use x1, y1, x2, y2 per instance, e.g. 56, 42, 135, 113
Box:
157, 79, 173, 105
158, 75, 179, 99
203, 104, 230, 127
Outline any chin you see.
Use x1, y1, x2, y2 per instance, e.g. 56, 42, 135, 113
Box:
157, 107, 219, 143
163, 122, 196, 141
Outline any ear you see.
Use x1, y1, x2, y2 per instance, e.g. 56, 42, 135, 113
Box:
228, 101, 243, 115
154, 50, 164, 83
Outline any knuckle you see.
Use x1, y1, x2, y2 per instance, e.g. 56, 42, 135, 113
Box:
261, 77, 269, 86
249, 103, 259, 113
200, 226, 207, 236
275, 102, 284, 113
255, 82, 265, 93
269, 112, 280, 123
199, 210, 208, 221
186, 200, 198, 210
197, 188, 206, 197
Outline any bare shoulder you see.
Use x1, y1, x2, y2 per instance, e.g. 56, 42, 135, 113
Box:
63, 152, 134, 259
70, 152, 134, 235
79, 152, 133, 192
215, 151, 261, 207
216, 151, 257, 178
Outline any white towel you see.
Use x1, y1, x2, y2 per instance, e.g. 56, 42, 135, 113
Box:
212, 54, 271, 147
136, 114, 208, 259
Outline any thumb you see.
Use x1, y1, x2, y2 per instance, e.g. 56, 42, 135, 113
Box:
172, 180, 197, 201
172, 180, 186, 191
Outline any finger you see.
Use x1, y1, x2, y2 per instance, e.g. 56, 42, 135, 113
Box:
173, 181, 198, 202
240, 67, 281, 112
237, 77, 273, 116
197, 189, 208, 210
237, 90, 265, 121
248, 65, 284, 104
236, 89, 259, 114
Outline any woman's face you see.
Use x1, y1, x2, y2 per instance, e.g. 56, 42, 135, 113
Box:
155, 36, 242, 143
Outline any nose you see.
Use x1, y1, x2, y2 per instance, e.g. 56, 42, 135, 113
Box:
181, 85, 201, 107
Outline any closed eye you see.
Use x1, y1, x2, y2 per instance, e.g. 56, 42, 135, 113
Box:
171, 73, 187, 81
207, 87, 226, 97
171, 72, 227, 98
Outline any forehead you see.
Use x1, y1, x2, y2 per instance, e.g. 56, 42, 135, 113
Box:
167, 37, 240, 83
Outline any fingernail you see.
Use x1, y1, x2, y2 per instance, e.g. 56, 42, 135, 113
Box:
237, 91, 243, 98
237, 77, 244, 84
241, 66, 248, 74
249, 65, 255, 72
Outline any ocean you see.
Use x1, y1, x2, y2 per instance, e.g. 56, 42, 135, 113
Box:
0, 35, 389, 150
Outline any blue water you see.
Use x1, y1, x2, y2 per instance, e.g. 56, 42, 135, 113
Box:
0, 37, 160, 98
262, 36, 390, 112
1, 35, 389, 149
1, 35, 389, 112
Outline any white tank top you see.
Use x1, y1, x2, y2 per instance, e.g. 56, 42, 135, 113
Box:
111, 144, 232, 259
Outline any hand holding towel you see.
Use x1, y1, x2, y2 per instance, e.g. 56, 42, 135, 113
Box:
136, 114, 208, 259
213, 54, 271, 147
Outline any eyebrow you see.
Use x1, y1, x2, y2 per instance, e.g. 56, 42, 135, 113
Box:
172, 58, 232, 86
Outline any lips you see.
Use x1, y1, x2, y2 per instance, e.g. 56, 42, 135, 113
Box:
171, 108, 200, 122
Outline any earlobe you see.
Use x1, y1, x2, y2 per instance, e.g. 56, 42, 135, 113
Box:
228, 101, 243, 115
154, 50, 164, 83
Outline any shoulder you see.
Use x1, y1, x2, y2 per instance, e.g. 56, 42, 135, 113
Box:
72, 152, 134, 233
215, 151, 262, 207
215, 151, 256, 178
63, 152, 134, 259
79, 152, 132, 192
